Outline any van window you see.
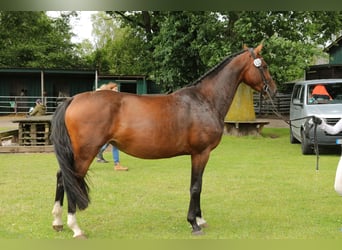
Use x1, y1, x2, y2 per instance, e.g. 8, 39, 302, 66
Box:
292, 85, 304, 104
308, 82, 342, 104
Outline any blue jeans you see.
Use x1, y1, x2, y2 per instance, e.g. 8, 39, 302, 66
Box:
99, 143, 120, 164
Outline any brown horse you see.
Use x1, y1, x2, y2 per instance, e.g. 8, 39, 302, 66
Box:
51, 44, 277, 238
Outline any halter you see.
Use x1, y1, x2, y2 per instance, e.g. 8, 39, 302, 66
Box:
248, 48, 271, 95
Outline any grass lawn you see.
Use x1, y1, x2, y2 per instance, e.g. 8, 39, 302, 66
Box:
1, 128, 342, 239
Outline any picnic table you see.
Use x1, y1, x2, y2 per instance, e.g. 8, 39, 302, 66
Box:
12, 115, 53, 146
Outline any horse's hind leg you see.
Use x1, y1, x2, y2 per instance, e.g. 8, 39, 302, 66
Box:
52, 170, 64, 232
66, 194, 86, 239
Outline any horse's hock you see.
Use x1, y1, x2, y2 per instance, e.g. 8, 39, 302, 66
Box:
224, 83, 269, 136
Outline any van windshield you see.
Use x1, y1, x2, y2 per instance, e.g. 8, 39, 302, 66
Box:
307, 82, 342, 104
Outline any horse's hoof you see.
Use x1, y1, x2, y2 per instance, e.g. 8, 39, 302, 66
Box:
192, 229, 204, 236
74, 234, 87, 239
198, 222, 208, 228
52, 225, 63, 232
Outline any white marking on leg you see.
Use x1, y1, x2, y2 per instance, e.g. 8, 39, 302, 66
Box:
67, 213, 83, 238
196, 217, 208, 227
52, 201, 63, 227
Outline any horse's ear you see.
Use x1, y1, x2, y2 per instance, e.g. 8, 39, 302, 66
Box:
254, 43, 263, 54
243, 44, 248, 50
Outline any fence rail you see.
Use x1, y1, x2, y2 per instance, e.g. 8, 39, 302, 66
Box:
0, 93, 292, 116
254, 92, 291, 115
0, 96, 64, 115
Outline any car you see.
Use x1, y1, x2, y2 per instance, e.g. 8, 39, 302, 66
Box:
289, 79, 342, 154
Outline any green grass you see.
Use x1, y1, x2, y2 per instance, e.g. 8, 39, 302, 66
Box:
1, 128, 342, 239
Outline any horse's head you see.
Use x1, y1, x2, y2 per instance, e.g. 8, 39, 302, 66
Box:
241, 44, 277, 99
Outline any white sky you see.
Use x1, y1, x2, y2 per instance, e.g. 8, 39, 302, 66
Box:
47, 11, 97, 44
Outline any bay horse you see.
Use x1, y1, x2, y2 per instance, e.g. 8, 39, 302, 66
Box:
51, 44, 277, 238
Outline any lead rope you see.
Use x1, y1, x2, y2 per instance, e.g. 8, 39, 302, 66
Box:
264, 90, 320, 171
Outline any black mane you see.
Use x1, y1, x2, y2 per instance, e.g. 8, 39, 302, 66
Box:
190, 49, 246, 86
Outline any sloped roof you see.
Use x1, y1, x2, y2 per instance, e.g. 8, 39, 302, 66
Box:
325, 35, 342, 52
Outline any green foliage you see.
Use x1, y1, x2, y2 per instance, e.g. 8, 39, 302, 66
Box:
3, 11, 339, 92
105, 11, 342, 92
91, 12, 151, 75
0, 11, 87, 69
152, 12, 231, 91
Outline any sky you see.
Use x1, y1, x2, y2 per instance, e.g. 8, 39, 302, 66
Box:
47, 11, 97, 44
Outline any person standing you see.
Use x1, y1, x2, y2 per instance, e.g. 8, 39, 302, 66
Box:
96, 82, 128, 171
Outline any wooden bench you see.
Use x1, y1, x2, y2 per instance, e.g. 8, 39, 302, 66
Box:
224, 120, 270, 136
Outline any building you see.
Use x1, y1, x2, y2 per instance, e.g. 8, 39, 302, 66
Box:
306, 35, 342, 80
0, 68, 159, 114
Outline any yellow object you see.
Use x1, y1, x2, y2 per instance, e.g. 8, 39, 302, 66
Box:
225, 83, 256, 121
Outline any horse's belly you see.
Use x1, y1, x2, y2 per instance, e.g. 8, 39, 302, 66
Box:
118, 137, 188, 159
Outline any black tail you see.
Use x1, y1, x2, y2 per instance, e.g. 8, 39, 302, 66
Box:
51, 98, 90, 210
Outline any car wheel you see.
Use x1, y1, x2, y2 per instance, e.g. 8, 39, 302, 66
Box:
301, 129, 314, 155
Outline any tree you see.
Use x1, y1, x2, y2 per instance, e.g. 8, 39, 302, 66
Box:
231, 11, 340, 87
106, 11, 342, 92
152, 12, 231, 91
91, 12, 151, 75
0, 11, 86, 69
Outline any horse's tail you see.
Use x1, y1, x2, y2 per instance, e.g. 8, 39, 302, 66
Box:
51, 98, 90, 210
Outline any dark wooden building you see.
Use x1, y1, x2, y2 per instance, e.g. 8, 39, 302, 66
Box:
0, 68, 159, 114
0, 68, 158, 97
306, 35, 342, 80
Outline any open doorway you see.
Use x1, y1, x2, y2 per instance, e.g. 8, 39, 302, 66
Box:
120, 83, 137, 94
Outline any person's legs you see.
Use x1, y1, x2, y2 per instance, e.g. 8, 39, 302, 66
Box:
97, 143, 109, 163
112, 146, 128, 171
112, 146, 119, 165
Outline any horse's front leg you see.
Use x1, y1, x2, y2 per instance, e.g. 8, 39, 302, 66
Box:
52, 170, 64, 231
187, 152, 209, 235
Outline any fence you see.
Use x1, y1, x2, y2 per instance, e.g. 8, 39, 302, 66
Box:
0, 96, 65, 115
0, 93, 292, 116
254, 92, 291, 115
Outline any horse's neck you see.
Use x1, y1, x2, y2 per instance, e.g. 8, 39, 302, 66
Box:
198, 59, 245, 121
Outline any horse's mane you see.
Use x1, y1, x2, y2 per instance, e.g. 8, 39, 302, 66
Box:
189, 49, 246, 86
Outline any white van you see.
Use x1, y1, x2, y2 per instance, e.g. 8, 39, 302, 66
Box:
290, 79, 342, 154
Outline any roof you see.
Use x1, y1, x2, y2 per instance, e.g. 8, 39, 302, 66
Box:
294, 78, 342, 85
0, 68, 96, 75
0, 68, 148, 79
325, 35, 342, 52
98, 75, 147, 79
308, 64, 342, 69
